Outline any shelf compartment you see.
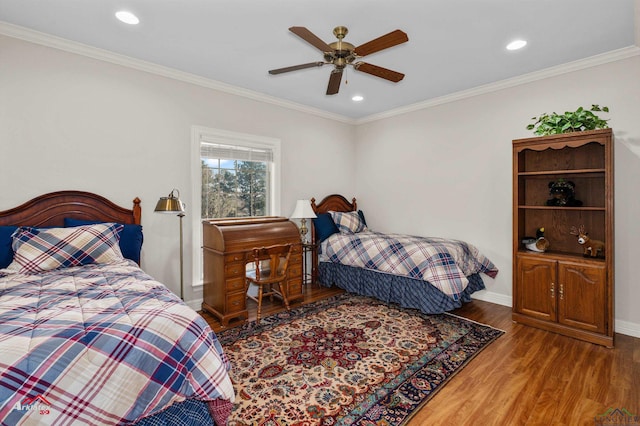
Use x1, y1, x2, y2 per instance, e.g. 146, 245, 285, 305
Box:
516, 141, 605, 174
517, 173, 605, 208
516, 203, 605, 255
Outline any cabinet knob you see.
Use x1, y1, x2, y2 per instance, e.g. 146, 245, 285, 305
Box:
559, 284, 564, 300
550, 282, 555, 298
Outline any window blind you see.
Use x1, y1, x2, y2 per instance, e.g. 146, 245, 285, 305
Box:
200, 141, 273, 162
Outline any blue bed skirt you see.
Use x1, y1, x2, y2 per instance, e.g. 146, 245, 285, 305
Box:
135, 399, 216, 426
318, 261, 486, 314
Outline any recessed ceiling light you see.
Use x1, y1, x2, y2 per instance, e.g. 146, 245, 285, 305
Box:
506, 40, 527, 51
352, 95, 364, 102
115, 11, 140, 25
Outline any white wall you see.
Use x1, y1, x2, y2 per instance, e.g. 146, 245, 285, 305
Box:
355, 55, 640, 335
2, 32, 639, 337
0, 34, 356, 302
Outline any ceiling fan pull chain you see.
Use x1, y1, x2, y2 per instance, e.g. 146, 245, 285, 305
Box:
345, 66, 348, 85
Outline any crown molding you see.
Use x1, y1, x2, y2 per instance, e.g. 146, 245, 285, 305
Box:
356, 45, 640, 125
0, 21, 355, 125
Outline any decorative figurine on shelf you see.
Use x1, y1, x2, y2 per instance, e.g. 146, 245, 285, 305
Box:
523, 227, 550, 252
546, 179, 583, 207
569, 225, 605, 258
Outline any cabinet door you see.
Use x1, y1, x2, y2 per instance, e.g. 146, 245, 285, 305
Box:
557, 260, 606, 333
515, 256, 557, 322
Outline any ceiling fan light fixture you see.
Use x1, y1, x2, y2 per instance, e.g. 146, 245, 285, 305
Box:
352, 95, 364, 102
506, 39, 527, 50
269, 26, 408, 95
115, 10, 140, 25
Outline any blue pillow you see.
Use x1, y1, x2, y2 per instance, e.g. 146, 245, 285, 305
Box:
312, 213, 339, 243
0, 226, 18, 269
64, 218, 143, 264
358, 210, 367, 227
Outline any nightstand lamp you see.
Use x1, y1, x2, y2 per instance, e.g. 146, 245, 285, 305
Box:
290, 199, 317, 243
155, 189, 186, 300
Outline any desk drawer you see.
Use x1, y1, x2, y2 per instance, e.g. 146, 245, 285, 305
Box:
290, 253, 302, 265
226, 291, 246, 313
288, 264, 302, 278
225, 262, 245, 278
225, 253, 245, 263
226, 277, 245, 292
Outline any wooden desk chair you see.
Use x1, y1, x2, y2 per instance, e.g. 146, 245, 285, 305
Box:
246, 244, 292, 324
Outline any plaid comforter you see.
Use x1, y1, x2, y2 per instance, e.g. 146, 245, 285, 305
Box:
0, 260, 235, 425
321, 231, 498, 299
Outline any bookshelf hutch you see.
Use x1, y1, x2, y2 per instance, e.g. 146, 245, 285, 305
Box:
512, 128, 614, 347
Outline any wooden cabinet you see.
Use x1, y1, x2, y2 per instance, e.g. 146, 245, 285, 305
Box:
202, 217, 303, 326
512, 129, 614, 347
515, 253, 607, 335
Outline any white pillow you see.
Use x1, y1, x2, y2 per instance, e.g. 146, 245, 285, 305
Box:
329, 211, 367, 234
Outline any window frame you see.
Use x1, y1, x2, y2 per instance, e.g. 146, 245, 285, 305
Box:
190, 125, 281, 287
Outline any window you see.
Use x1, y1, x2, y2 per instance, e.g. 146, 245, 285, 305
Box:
191, 126, 281, 286
200, 144, 271, 218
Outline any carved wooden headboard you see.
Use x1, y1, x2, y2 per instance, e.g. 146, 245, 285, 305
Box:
310, 194, 357, 215
0, 191, 141, 227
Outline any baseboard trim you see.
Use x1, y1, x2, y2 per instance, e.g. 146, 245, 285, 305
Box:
471, 290, 512, 307
187, 298, 204, 313
614, 319, 640, 339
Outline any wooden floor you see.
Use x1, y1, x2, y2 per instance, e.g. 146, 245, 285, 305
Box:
200, 284, 640, 425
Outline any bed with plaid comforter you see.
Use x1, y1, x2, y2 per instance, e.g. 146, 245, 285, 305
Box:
320, 231, 498, 301
0, 260, 235, 425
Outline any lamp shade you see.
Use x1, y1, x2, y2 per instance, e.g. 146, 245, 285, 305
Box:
290, 199, 316, 219
155, 189, 185, 214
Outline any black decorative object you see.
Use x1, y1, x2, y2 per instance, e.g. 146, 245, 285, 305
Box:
546, 179, 583, 207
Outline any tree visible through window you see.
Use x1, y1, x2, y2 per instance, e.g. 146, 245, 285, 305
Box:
201, 159, 268, 218
200, 142, 272, 219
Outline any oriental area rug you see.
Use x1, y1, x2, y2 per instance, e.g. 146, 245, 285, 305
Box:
217, 293, 504, 425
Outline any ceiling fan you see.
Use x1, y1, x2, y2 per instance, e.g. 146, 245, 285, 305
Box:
268, 26, 409, 95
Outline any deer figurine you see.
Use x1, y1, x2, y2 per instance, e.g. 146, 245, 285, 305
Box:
569, 225, 605, 258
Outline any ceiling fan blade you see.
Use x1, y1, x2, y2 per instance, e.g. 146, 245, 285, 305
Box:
326, 69, 343, 95
354, 62, 405, 82
289, 27, 334, 52
269, 62, 325, 75
354, 29, 408, 57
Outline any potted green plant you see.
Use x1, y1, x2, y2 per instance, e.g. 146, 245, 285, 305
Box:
527, 104, 610, 136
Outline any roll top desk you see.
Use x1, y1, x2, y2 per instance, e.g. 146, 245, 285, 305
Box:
202, 217, 302, 326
